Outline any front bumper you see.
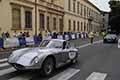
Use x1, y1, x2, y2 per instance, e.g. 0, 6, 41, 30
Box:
104, 39, 117, 43
9, 63, 41, 70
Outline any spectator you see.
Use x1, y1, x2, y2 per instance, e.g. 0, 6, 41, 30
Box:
22, 32, 26, 37
1, 32, 6, 39
13, 31, 17, 37
5, 32, 10, 38
26, 31, 30, 37
38, 32, 42, 42
52, 32, 57, 39
18, 32, 23, 38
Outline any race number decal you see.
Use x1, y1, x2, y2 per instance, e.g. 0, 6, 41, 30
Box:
69, 52, 76, 59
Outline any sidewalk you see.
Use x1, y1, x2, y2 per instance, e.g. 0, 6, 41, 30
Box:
70, 36, 102, 48
0, 37, 102, 60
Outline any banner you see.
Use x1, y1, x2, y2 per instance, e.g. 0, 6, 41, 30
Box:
26, 37, 34, 46
4, 38, 19, 48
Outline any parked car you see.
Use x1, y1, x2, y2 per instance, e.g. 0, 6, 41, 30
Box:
8, 39, 78, 76
103, 34, 118, 43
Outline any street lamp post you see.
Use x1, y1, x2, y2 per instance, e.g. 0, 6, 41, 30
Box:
35, 0, 37, 35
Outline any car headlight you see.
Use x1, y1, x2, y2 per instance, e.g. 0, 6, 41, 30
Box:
31, 56, 39, 64
9, 53, 15, 58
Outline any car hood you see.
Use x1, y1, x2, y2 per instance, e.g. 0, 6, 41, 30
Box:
8, 47, 59, 66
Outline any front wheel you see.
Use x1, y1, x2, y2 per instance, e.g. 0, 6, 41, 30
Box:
41, 57, 54, 76
69, 52, 78, 64
71, 58, 77, 64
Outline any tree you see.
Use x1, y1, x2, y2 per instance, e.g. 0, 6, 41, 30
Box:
109, 1, 120, 33
109, 15, 120, 33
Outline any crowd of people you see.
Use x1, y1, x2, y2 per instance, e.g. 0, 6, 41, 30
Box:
0, 31, 99, 41
1, 31, 30, 39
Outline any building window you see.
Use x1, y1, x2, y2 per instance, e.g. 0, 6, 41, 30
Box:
73, 21, 76, 31
81, 4, 83, 16
59, 18, 63, 32
12, 8, 21, 29
77, 2, 79, 14
81, 22, 83, 31
84, 6, 86, 17
84, 22, 86, 31
51, 0, 54, 3
53, 17, 56, 30
73, 0, 76, 13
68, 20, 71, 31
68, 0, 71, 11
47, 16, 50, 32
25, 10, 32, 28
39, 13, 45, 30
77, 21, 79, 31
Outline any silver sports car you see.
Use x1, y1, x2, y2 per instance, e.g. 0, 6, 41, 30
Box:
8, 39, 78, 76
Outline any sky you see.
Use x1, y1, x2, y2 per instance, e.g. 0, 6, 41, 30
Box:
89, 0, 111, 12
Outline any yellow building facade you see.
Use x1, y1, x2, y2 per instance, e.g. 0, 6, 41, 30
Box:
63, 0, 103, 33
0, 0, 103, 37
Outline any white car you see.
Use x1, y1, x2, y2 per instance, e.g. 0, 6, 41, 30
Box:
8, 39, 78, 76
103, 34, 118, 43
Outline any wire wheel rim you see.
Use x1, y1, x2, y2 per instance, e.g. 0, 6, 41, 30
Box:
43, 58, 54, 75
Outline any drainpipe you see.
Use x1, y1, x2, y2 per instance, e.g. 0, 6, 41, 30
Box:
35, 0, 37, 35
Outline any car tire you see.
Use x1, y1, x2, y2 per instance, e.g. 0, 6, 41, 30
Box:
70, 52, 78, 64
41, 57, 54, 76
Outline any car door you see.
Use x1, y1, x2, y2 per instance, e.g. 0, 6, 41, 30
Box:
61, 41, 71, 63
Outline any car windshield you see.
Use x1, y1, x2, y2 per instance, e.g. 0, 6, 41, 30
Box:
106, 34, 116, 38
39, 40, 50, 47
39, 40, 63, 48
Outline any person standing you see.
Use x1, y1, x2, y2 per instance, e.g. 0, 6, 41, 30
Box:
5, 32, 10, 38
1, 32, 6, 39
89, 32, 94, 44
13, 31, 17, 37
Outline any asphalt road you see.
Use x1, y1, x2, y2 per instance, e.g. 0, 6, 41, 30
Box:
70, 42, 120, 80
2, 37, 120, 80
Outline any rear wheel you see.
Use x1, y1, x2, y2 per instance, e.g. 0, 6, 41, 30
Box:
41, 57, 54, 76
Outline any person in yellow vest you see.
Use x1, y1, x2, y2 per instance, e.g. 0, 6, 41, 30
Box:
102, 32, 106, 38
89, 32, 94, 44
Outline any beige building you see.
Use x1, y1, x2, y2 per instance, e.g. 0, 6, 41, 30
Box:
0, 0, 64, 37
63, 0, 103, 33
0, 0, 103, 37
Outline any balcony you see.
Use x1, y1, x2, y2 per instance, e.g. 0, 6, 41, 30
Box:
88, 16, 93, 21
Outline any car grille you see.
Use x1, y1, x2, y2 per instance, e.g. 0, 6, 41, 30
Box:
11, 63, 25, 69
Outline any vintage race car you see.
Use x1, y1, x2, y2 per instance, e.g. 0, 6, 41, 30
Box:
8, 39, 78, 76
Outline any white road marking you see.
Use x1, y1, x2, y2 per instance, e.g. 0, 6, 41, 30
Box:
9, 74, 34, 80
77, 40, 103, 49
86, 72, 107, 80
49, 68, 80, 80
93, 40, 103, 44
0, 58, 7, 63
0, 62, 9, 68
0, 67, 16, 76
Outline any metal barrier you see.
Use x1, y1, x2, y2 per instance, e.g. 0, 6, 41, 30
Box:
0, 33, 84, 49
